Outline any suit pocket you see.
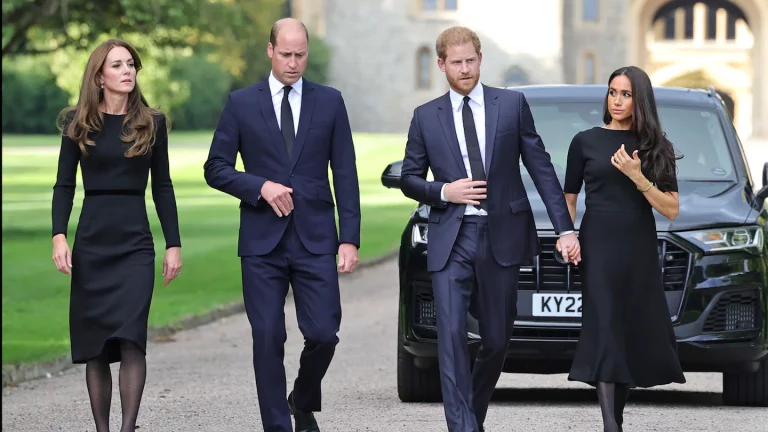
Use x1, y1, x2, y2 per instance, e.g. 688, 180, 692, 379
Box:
509, 197, 531, 214
316, 186, 335, 206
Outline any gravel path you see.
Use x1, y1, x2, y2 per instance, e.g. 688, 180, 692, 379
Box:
3, 259, 767, 431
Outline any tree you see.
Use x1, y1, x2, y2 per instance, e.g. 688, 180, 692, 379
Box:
1, 0, 273, 58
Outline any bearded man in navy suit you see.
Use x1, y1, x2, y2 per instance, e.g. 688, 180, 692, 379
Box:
400, 26, 581, 432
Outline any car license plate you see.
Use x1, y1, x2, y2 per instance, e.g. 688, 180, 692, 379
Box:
532, 293, 582, 317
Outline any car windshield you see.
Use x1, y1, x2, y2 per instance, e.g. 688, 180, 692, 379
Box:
526, 101, 736, 182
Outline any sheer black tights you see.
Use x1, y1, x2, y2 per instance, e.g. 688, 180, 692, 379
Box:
85, 340, 147, 432
597, 382, 630, 432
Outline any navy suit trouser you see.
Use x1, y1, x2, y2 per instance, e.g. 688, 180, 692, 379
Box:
432, 216, 520, 432
241, 217, 341, 432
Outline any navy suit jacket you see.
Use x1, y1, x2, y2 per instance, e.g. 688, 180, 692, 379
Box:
203, 77, 361, 257
401, 85, 573, 272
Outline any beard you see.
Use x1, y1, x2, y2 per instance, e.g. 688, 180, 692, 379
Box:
447, 73, 479, 95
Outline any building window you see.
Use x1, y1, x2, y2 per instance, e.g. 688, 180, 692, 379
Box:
503, 66, 530, 87
664, 11, 675, 39
583, 54, 596, 84
726, 13, 737, 39
422, 0, 457, 11
416, 46, 431, 89
706, 6, 718, 40
582, 0, 599, 22
683, 5, 694, 39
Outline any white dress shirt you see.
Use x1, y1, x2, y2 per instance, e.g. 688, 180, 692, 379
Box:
268, 71, 302, 136
440, 83, 488, 216
437, 83, 574, 236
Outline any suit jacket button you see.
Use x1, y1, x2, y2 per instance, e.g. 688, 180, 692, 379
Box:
457, 216, 462, 221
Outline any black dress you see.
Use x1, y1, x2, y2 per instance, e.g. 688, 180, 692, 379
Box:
564, 127, 686, 388
52, 113, 181, 364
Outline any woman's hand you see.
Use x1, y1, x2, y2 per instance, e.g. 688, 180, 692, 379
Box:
52, 234, 72, 275
163, 246, 182, 286
610, 144, 643, 181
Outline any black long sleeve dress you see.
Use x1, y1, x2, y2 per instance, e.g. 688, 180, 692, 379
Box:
563, 126, 686, 388
52, 112, 181, 364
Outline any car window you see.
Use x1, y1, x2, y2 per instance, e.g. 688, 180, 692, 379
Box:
525, 102, 736, 181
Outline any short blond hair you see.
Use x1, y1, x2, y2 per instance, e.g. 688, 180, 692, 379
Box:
435, 26, 481, 60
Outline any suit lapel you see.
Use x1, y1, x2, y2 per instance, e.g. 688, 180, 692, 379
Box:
483, 85, 499, 174
257, 80, 291, 163
290, 81, 315, 172
437, 94, 468, 177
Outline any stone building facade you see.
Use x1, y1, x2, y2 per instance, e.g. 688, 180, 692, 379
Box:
293, 0, 768, 140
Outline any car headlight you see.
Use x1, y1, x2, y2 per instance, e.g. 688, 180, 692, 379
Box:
678, 226, 764, 255
411, 223, 428, 246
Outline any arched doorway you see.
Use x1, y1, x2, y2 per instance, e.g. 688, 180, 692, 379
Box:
626, 0, 768, 139
662, 69, 738, 120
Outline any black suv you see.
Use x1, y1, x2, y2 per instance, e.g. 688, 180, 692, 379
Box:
381, 85, 768, 407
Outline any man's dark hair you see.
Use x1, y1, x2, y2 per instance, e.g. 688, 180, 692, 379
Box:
269, 20, 310, 47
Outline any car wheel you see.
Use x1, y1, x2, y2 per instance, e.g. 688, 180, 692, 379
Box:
397, 328, 442, 402
722, 358, 767, 407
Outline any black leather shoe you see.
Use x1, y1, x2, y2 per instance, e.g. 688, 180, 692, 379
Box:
288, 391, 319, 432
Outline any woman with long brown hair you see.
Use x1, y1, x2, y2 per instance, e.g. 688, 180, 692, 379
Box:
51, 39, 182, 432
563, 66, 686, 431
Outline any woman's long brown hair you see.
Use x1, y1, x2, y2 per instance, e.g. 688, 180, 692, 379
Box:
56, 39, 167, 158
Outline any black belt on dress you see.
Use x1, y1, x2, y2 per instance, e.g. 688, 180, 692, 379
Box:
84, 189, 145, 197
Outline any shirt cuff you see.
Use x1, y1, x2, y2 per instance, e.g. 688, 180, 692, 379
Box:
440, 184, 447, 202
558, 230, 574, 236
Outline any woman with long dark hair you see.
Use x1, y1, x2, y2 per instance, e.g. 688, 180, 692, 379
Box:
562, 66, 686, 431
51, 39, 182, 432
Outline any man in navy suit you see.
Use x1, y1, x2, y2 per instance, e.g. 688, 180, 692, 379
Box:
400, 27, 581, 432
203, 18, 360, 432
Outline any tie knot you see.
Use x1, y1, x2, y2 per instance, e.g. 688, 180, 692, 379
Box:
463, 95, 470, 104
284, 85, 293, 95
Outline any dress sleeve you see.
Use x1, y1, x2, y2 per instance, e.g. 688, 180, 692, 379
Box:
51, 132, 80, 237
150, 115, 181, 249
563, 133, 584, 194
657, 159, 679, 193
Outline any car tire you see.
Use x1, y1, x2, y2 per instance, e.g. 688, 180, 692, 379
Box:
722, 358, 767, 407
397, 329, 442, 402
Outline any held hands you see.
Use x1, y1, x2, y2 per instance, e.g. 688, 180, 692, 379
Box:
556, 233, 581, 266
162, 246, 182, 286
610, 144, 642, 180
261, 181, 294, 217
52, 234, 72, 275
337, 243, 359, 273
444, 178, 487, 205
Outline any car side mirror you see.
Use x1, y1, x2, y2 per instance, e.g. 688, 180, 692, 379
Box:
757, 162, 768, 203
763, 162, 768, 188
381, 160, 403, 189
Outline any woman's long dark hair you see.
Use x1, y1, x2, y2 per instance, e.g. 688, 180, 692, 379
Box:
602, 66, 682, 191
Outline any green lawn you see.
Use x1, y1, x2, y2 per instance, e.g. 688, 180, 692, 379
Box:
1, 131, 414, 366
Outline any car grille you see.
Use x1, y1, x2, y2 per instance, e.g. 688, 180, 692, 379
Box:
703, 289, 761, 333
519, 236, 690, 292
411, 237, 691, 330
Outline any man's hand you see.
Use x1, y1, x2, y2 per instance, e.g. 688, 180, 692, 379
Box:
337, 243, 359, 273
260, 181, 294, 217
444, 178, 487, 205
556, 232, 581, 265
